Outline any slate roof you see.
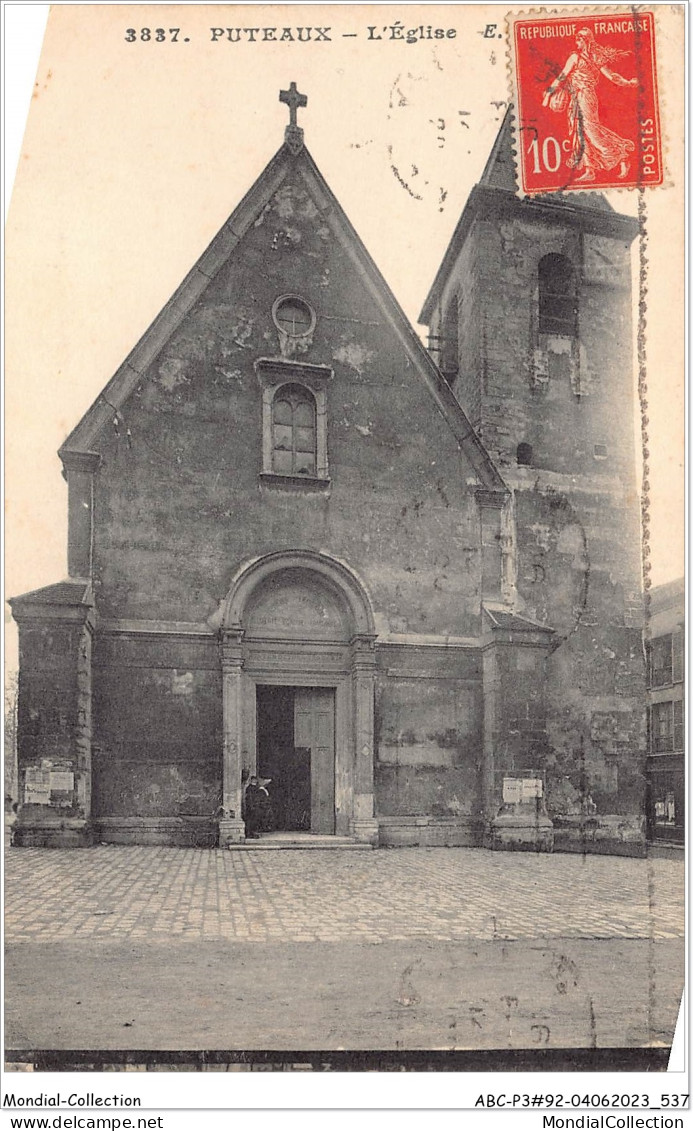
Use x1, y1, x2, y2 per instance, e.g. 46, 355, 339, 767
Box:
9, 580, 93, 609
483, 605, 555, 635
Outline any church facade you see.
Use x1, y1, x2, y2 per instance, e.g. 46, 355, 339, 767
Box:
10, 91, 647, 853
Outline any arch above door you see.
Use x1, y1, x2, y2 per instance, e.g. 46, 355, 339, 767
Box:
221, 549, 376, 639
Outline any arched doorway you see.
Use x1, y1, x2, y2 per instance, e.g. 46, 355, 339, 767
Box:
218, 551, 378, 845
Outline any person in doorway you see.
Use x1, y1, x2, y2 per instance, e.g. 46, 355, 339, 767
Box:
244, 775, 273, 839
5, 799, 20, 848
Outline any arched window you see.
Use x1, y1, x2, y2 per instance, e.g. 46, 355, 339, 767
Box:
517, 442, 533, 466
272, 383, 317, 476
538, 254, 577, 337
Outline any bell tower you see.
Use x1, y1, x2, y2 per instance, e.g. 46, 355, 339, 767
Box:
421, 112, 648, 854
421, 112, 641, 478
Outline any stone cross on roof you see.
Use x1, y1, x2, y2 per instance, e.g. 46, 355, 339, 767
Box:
279, 82, 308, 127
280, 82, 307, 154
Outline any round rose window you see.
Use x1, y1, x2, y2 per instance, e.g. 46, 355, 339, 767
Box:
272, 295, 315, 337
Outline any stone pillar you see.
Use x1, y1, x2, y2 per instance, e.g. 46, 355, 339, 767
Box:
481, 608, 555, 852
476, 489, 507, 602
219, 630, 247, 845
350, 634, 379, 845
481, 641, 500, 831
10, 582, 96, 847
60, 451, 101, 580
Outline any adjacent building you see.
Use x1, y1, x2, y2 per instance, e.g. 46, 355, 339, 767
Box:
646, 579, 685, 845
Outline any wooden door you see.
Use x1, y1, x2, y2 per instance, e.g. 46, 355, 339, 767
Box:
294, 688, 335, 834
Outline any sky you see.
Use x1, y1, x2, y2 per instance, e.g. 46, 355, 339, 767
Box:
4, 4, 685, 666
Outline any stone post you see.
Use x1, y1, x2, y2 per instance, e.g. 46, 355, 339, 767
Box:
481, 608, 555, 851
219, 629, 247, 845
9, 583, 96, 847
350, 633, 379, 845
481, 641, 500, 833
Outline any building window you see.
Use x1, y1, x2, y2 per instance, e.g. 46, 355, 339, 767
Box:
651, 701, 674, 753
271, 384, 317, 476
517, 442, 533, 466
647, 633, 684, 688
673, 699, 684, 750
651, 700, 683, 754
255, 357, 332, 486
648, 759, 684, 841
649, 635, 673, 686
538, 254, 578, 337
272, 295, 316, 339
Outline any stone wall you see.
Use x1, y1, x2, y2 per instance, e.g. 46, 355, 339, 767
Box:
91, 634, 222, 828
90, 169, 484, 641
374, 644, 482, 835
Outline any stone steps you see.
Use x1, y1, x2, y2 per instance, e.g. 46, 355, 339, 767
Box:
226, 832, 373, 851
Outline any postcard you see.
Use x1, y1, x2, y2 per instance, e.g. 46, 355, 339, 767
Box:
4, 3, 686, 1118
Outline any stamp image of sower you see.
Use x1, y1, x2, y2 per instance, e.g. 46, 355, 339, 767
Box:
507, 9, 663, 193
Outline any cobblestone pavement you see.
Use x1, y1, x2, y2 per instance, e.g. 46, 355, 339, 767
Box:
4, 846, 684, 943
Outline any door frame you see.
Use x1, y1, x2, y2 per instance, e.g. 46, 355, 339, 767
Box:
255, 679, 339, 834
218, 551, 378, 845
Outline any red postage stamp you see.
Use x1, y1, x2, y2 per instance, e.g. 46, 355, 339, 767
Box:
508, 9, 663, 194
